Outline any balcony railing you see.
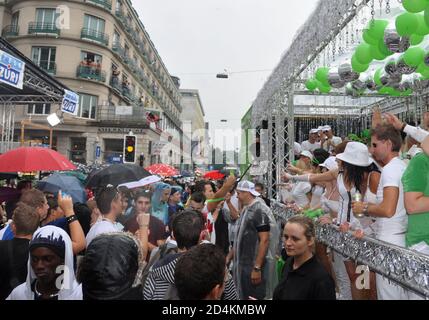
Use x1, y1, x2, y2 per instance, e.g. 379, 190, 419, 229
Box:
35, 60, 57, 75
81, 28, 109, 46
96, 105, 149, 127
76, 65, 106, 82
2, 25, 19, 37
85, 0, 112, 11
28, 22, 60, 35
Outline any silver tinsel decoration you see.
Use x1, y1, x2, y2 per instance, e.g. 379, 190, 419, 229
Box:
271, 201, 429, 298
328, 71, 345, 88
384, 29, 410, 54
339, 63, 360, 82
397, 58, 417, 75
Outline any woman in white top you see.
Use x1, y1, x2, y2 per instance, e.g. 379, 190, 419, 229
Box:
284, 142, 380, 300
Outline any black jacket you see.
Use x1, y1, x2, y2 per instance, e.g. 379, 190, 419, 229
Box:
273, 255, 336, 300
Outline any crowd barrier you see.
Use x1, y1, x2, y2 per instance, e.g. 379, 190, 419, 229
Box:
270, 200, 429, 298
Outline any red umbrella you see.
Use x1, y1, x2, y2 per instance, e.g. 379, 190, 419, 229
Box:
0, 147, 76, 172
203, 170, 225, 180
145, 163, 179, 177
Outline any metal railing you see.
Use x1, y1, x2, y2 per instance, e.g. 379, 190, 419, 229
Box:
76, 65, 106, 82
81, 28, 109, 46
85, 0, 112, 11
35, 60, 56, 75
270, 200, 429, 298
96, 105, 149, 126
28, 22, 60, 35
1, 24, 19, 37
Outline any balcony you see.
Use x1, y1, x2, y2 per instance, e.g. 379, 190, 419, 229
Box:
85, 0, 112, 11
115, 8, 127, 25
2, 25, 19, 38
76, 65, 106, 82
35, 60, 57, 75
81, 28, 109, 46
95, 105, 149, 127
28, 22, 60, 36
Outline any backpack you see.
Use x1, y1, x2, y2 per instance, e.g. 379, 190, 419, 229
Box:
141, 243, 178, 289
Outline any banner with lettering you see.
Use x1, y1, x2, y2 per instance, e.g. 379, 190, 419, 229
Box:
0, 49, 25, 89
61, 89, 80, 116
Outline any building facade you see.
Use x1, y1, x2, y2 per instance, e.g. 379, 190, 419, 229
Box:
180, 89, 208, 169
0, 0, 183, 166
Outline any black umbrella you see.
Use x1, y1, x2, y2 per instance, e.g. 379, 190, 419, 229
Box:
86, 164, 151, 188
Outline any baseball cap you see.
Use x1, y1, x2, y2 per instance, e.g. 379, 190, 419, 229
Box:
319, 156, 338, 171
236, 180, 260, 197
309, 129, 319, 134
300, 150, 314, 161
322, 125, 332, 131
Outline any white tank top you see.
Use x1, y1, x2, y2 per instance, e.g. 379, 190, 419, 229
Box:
321, 190, 339, 215
310, 185, 324, 208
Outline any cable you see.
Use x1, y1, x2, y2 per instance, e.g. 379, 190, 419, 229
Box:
175, 68, 272, 76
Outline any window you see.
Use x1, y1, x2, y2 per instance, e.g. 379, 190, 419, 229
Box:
83, 14, 105, 33
32, 47, 56, 72
78, 94, 97, 119
80, 51, 102, 66
27, 104, 51, 115
113, 30, 120, 45
36, 8, 58, 25
115, 0, 122, 12
11, 11, 19, 27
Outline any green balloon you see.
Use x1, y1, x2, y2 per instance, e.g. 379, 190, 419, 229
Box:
370, 43, 387, 60
404, 47, 425, 66
374, 68, 383, 86
367, 20, 389, 40
355, 43, 373, 64
401, 89, 413, 96
305, 79, 318, 91
417, 62, 429, 73
420, 67, 429, 78
378, 40, 393, 56
318, 83, 331, 93
315, 67, 330, 86
410, 34, 425, 44
396, 12, 419, 36
402, 0, 429, 13
363, 29, 379, 45
351, 54, 369, 72
415, 13, 429, 35
425, 6, 429, 26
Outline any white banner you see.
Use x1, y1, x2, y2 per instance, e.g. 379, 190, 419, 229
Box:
0, 49, 25, 89
61, 89, 79, 116
152, 141, 167, 155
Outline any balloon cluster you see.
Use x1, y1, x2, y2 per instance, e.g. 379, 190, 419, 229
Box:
305, 1, 429, 96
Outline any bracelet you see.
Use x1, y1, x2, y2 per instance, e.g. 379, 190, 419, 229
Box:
139, 224, 149, 228
363, 202, 369, 216
253, 266, 261, 272
66, 215, 78, 224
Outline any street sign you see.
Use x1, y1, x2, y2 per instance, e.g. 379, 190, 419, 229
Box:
95, 146, 101, 158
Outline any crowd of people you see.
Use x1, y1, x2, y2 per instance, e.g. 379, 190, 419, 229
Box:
0, 110, 428, 300
282, 111, 429, 300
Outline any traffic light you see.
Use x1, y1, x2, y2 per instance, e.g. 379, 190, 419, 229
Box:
123, 135, 136, 163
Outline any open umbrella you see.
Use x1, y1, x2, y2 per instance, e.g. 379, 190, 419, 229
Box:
37, 173, 86, 203
203, 170, 225, 180
0, 147, 76, 172
145, 163, 179, 177
86, 164, 151, 188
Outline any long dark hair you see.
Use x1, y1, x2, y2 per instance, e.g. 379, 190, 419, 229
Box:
342, 162, 380, 194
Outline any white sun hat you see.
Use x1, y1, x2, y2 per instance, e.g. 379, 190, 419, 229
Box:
319, 156, 338, 171
336, 141, 373, 167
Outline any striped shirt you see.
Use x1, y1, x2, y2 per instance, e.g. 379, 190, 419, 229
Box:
143, 254, 238, 300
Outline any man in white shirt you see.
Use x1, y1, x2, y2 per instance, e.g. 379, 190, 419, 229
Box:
86, 186, 125, 246
352, 124, 408, 300
301, 129, 321, 152
320, 125, 342, 153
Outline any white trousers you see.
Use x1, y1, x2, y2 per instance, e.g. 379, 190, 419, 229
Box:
332, 251, 352, 300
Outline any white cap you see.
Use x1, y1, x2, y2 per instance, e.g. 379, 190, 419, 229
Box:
317, 126, 324, 131
300, 150, 314, 161
310, 129, 319, 134
336, 142, 373, 167
236, 180, 260, 197
319, 156, 338, 171
322, 125, 332, 131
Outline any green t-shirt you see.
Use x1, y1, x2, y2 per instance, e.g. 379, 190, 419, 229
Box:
402, 153, 429, 247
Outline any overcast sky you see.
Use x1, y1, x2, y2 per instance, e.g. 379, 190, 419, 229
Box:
133, 0, 319, 149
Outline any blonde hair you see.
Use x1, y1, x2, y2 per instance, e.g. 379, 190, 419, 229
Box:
287, 215, 315, 241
